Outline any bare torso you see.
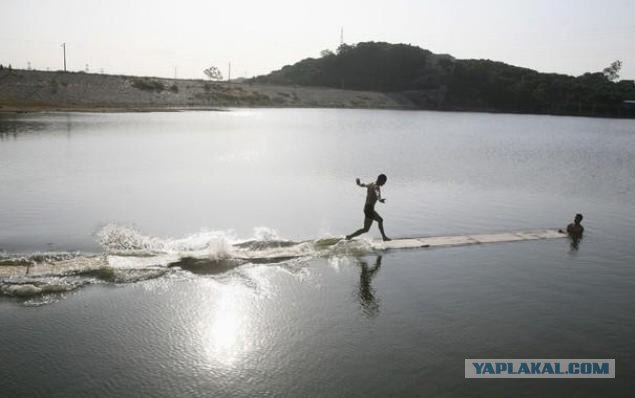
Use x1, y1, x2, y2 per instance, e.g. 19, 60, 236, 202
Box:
365, 182, 380, 208
567, 223, 584, 235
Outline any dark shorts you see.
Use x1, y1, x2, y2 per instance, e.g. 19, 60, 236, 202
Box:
364, 204, 380, 221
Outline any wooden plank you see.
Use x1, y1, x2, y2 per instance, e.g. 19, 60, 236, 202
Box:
373, 229, 567, 250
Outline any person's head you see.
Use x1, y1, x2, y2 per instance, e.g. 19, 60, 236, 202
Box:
376, 174, 387, 186
574, 213, 583, 224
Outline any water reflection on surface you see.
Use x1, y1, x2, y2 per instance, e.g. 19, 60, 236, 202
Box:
568, 232, 584, 251
0, 117, 48, 138
0, 113, 88, 139
358, 255, 382, 317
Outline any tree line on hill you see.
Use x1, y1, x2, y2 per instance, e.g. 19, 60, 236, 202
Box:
252, 42, 635, 117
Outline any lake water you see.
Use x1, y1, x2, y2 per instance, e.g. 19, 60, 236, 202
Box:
1, 109, 634, 397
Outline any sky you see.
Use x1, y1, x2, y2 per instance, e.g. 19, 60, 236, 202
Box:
1, 0, 634, 80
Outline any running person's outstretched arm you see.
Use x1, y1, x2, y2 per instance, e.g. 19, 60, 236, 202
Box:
355, 178, 367, 187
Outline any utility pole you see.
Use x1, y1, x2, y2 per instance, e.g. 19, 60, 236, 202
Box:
340, 26, 344, 45
61, 42, 66, 72
228, 62, 231, 82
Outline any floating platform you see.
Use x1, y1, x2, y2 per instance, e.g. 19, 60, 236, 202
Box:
0, 229, 569, 279
373, 229, 567, 250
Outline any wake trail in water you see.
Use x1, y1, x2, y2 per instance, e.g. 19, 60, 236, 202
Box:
96, 223, 371, 262
0, 224, 373, 304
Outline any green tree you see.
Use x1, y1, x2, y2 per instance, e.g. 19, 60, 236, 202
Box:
203, 66, 223, 81
602, 60, 622, 81
320, 49, 335, 58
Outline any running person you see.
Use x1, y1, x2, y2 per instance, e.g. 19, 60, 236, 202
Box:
346, 174, 391, 241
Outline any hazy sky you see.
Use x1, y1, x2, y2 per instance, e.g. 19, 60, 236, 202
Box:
1, 0, 634, 80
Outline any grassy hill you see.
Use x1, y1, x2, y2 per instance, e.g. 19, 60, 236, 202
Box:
253, 42, 635, 118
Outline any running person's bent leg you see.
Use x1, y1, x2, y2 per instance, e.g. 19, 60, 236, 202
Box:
373, 211, 390, 241
346, 216, 374, 240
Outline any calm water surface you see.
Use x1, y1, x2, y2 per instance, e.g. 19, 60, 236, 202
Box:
1, 109, 634, 397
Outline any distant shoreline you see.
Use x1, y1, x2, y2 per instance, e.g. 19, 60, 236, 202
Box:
1, 69, 634, 118
0, 105, 227, 113
4, 105, 634, 122
0, 69, 413, 114
0, 104, 413, 114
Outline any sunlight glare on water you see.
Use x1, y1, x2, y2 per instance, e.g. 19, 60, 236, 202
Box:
201, 282, 251, 368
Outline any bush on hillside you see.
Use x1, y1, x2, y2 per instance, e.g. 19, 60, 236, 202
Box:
131, 77, 165, 92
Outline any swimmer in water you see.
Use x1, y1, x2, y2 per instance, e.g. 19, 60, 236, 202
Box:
566, 213, 584, 237
560, 213, 584, 250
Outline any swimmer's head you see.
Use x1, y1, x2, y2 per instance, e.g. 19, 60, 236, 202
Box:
574, 213, 583, 224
